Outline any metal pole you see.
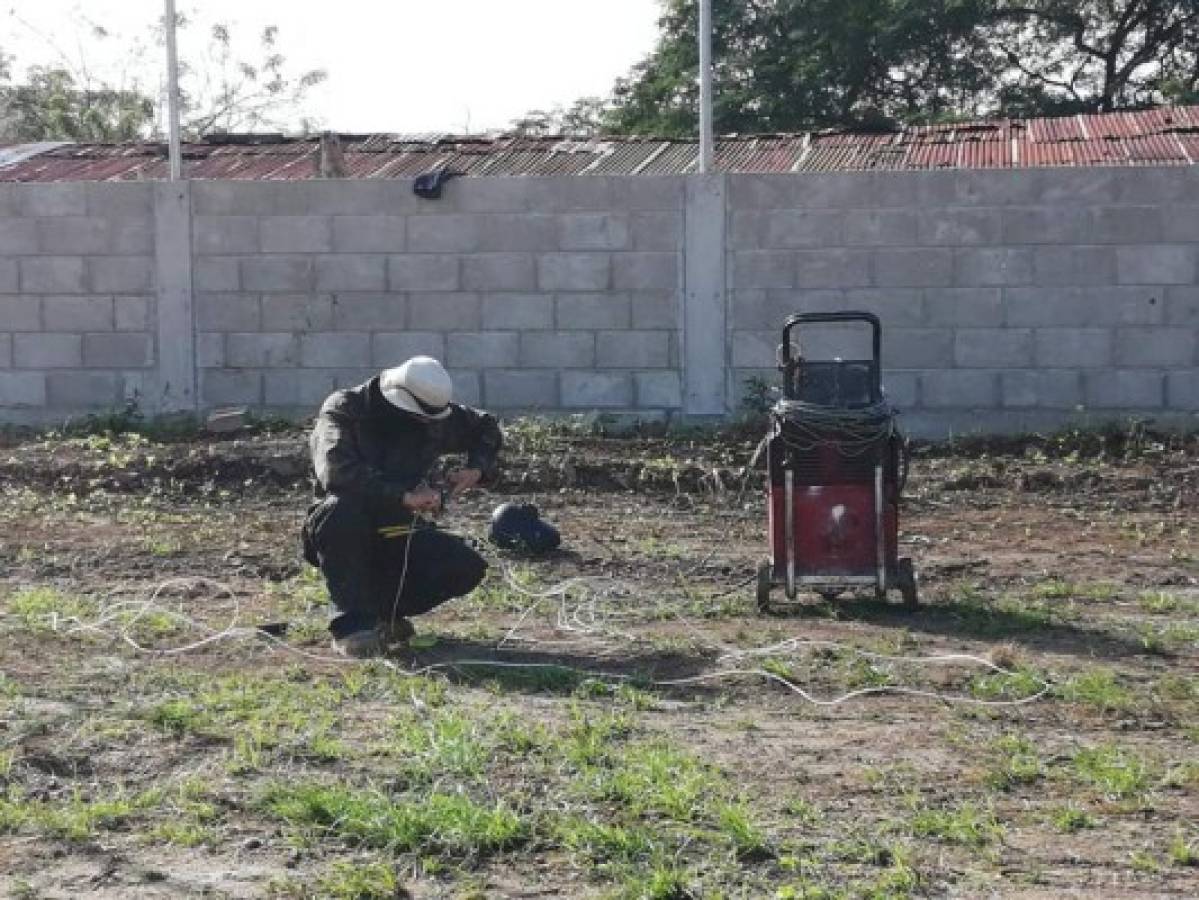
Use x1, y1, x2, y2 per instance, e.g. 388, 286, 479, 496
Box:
698, 0, 714, 173
164, 0, 183, 180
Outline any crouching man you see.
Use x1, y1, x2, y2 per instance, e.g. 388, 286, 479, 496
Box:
302, 356, 502, 657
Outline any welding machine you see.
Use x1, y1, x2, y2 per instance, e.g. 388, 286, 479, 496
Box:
755, 312, 918, 611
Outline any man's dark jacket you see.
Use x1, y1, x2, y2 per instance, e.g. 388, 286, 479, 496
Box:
309, 376, 502, 510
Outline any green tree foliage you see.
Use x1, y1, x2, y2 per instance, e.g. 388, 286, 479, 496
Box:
0, 67, 154, 141
605, 0, 1199, 136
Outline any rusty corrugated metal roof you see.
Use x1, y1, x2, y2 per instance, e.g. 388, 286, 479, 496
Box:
3, 105, 1198, 181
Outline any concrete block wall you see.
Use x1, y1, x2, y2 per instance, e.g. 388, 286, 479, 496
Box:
189, 178, 683, 414
0, 183, 156, 418
727, 168, 1199, 433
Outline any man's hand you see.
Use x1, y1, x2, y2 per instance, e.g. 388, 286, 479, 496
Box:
402, 485, 443, 514
447, 467, 482, 497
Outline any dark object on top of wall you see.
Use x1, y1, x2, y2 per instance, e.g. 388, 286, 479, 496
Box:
413, 167, 463, 199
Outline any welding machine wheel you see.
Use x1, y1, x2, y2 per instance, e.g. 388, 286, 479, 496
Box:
896, 557, 919, 609
755, 562, 773, 613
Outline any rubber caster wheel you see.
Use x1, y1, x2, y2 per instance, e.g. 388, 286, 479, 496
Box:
897, 557, 919, 610
756, 562, 773, 614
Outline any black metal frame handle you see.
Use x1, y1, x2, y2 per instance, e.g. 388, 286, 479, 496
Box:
779, 311, 883, 402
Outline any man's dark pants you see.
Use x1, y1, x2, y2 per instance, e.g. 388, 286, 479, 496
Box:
302, 493, 487, 638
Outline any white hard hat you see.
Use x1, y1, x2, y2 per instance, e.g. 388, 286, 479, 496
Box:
379, 356, 453, 419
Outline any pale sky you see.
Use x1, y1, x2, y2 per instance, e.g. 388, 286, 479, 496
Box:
2, 0, 664, 133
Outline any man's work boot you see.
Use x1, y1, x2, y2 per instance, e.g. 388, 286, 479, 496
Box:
382, 616, 416, 648
332, 628, 385, 658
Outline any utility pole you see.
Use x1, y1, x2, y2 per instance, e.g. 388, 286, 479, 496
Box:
164, 0, 183, 180
698, 0, 714, 173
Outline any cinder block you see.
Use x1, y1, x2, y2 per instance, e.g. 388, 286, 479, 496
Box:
728, 174, 796, 210
482, 294, 553, 330
1033, 328, 1113, 368
241, 256, 313, 292
556, 293, 631, 329
20, 183, 87, 217
0, 296, 40, 331
631, 291, 678, 329
196, 293, 260, 332
0, 219, 38, 254
636, 371, 682, 408
408, 292, 481, 330
332, 215, 406, 253
1166, 371, 1199, 409
923, 288, 1002, 326
870, 173, 923, 208
484, 370, 558, 408
1115, 327, 1196, 367
630, 212, 683, 251
46, 372, 120, 408
83, 333, 153, 368
766, 210, 846, 247
108, 218, 154, 255
1002, 207, 1089, 244
917, 209, 1002, 246
202, 370, 263, 406
1033, 246, 1116, 286
0, 185, 18, 217
538, 253, 610, 291
43, 296, 114, 332
920, 370, 998, 408
449, 370, 482, 407
558, 214, 630, 250
1161, 206, 1199, 243
733, 251, 794, 289
262, 293, 334, 331
609, 176, 683, 210
0, 372, 46, 407
524, 177, 613, 212
843, 210, 915, 246
1084, 370, 1164, 408
332, 368, 376, 390
439, 178, 532, 213
447, 332, 520, 368
197, 332, 224, 368
260, 216, 332, 253
20, 257, 85, 293
388, 255, 460, 292
881, 371, 919, 409
730, 210, 765, 248
476, 214, 556, 252
613, 253, 678, 290
407, 214, 481, 253
114, 296, 149, 332
0, 334, 9, 367
1166, 287, 1199, 325
1090, 206, 1163, 244
561, 371, 632, 408
882, 328, 954, 368
792, 250, 866, 289
194, 216, 258, 254
85, 183, 154, 218
1087, 287, 1166, 325
89, 257, 154, 293
1114, 168, 1196, 205
14, 333, 82, 368
264, 371, 336, 406
733, 289, 827, 330
227, 333, 299, 368
1004, 288, 1160, 327
194, 257, 240, 292
842, 289, 925, 327
462, 254, 537, 291
333, 294, 406, 330
35, 217, 107, 254
520, 332, 595, 368
372, 332, 446, 366
954, 248, 1034, 287
303, 180, 421, 215
0, 259, 16, 293
1002, 370, 1084, 409
1116, 245, 1196, 285
316, 255, 387, 292
301, 333, 371, 368
954, 328, 1033, 368
874, 248, 953, 288
597, 331, 670, 368
730, 330, 776, 369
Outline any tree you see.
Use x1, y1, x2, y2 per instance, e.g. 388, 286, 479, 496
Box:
0, 66, 154, 141
511, 97, 612, 137
605, 0, 1199, 136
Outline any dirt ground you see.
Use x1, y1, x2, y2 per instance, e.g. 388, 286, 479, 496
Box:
0, 419, 1196, 899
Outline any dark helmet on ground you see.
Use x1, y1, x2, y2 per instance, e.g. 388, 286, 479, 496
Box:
489, 503, 561, 554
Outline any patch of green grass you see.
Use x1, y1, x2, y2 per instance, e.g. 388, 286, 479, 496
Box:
784, 796, 823, 826
1137, 591, 1199, 615
5, 587, 97, 632
1072, 745, 1152, 800
262, 782, 527, 855
717, 801, 772, 860
1129, 849, 1159, 873
1168, 832, 1198, 867
968, 667, 1045, 702
147, 821, 213, 847
1032, 581, 1116, 601
1056, 668, 1136, 713
318, 861, 400, 900
0, 787, 163, 841
1050, 805, 1097, 833
588, 742, 721, 824
389, 709, 489, 782
554, 817, 656, 864
909, 802, 1002, 847
984, 734, 1044, 790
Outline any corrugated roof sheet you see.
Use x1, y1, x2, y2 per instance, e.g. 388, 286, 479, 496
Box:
3, 105, 1198, 182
